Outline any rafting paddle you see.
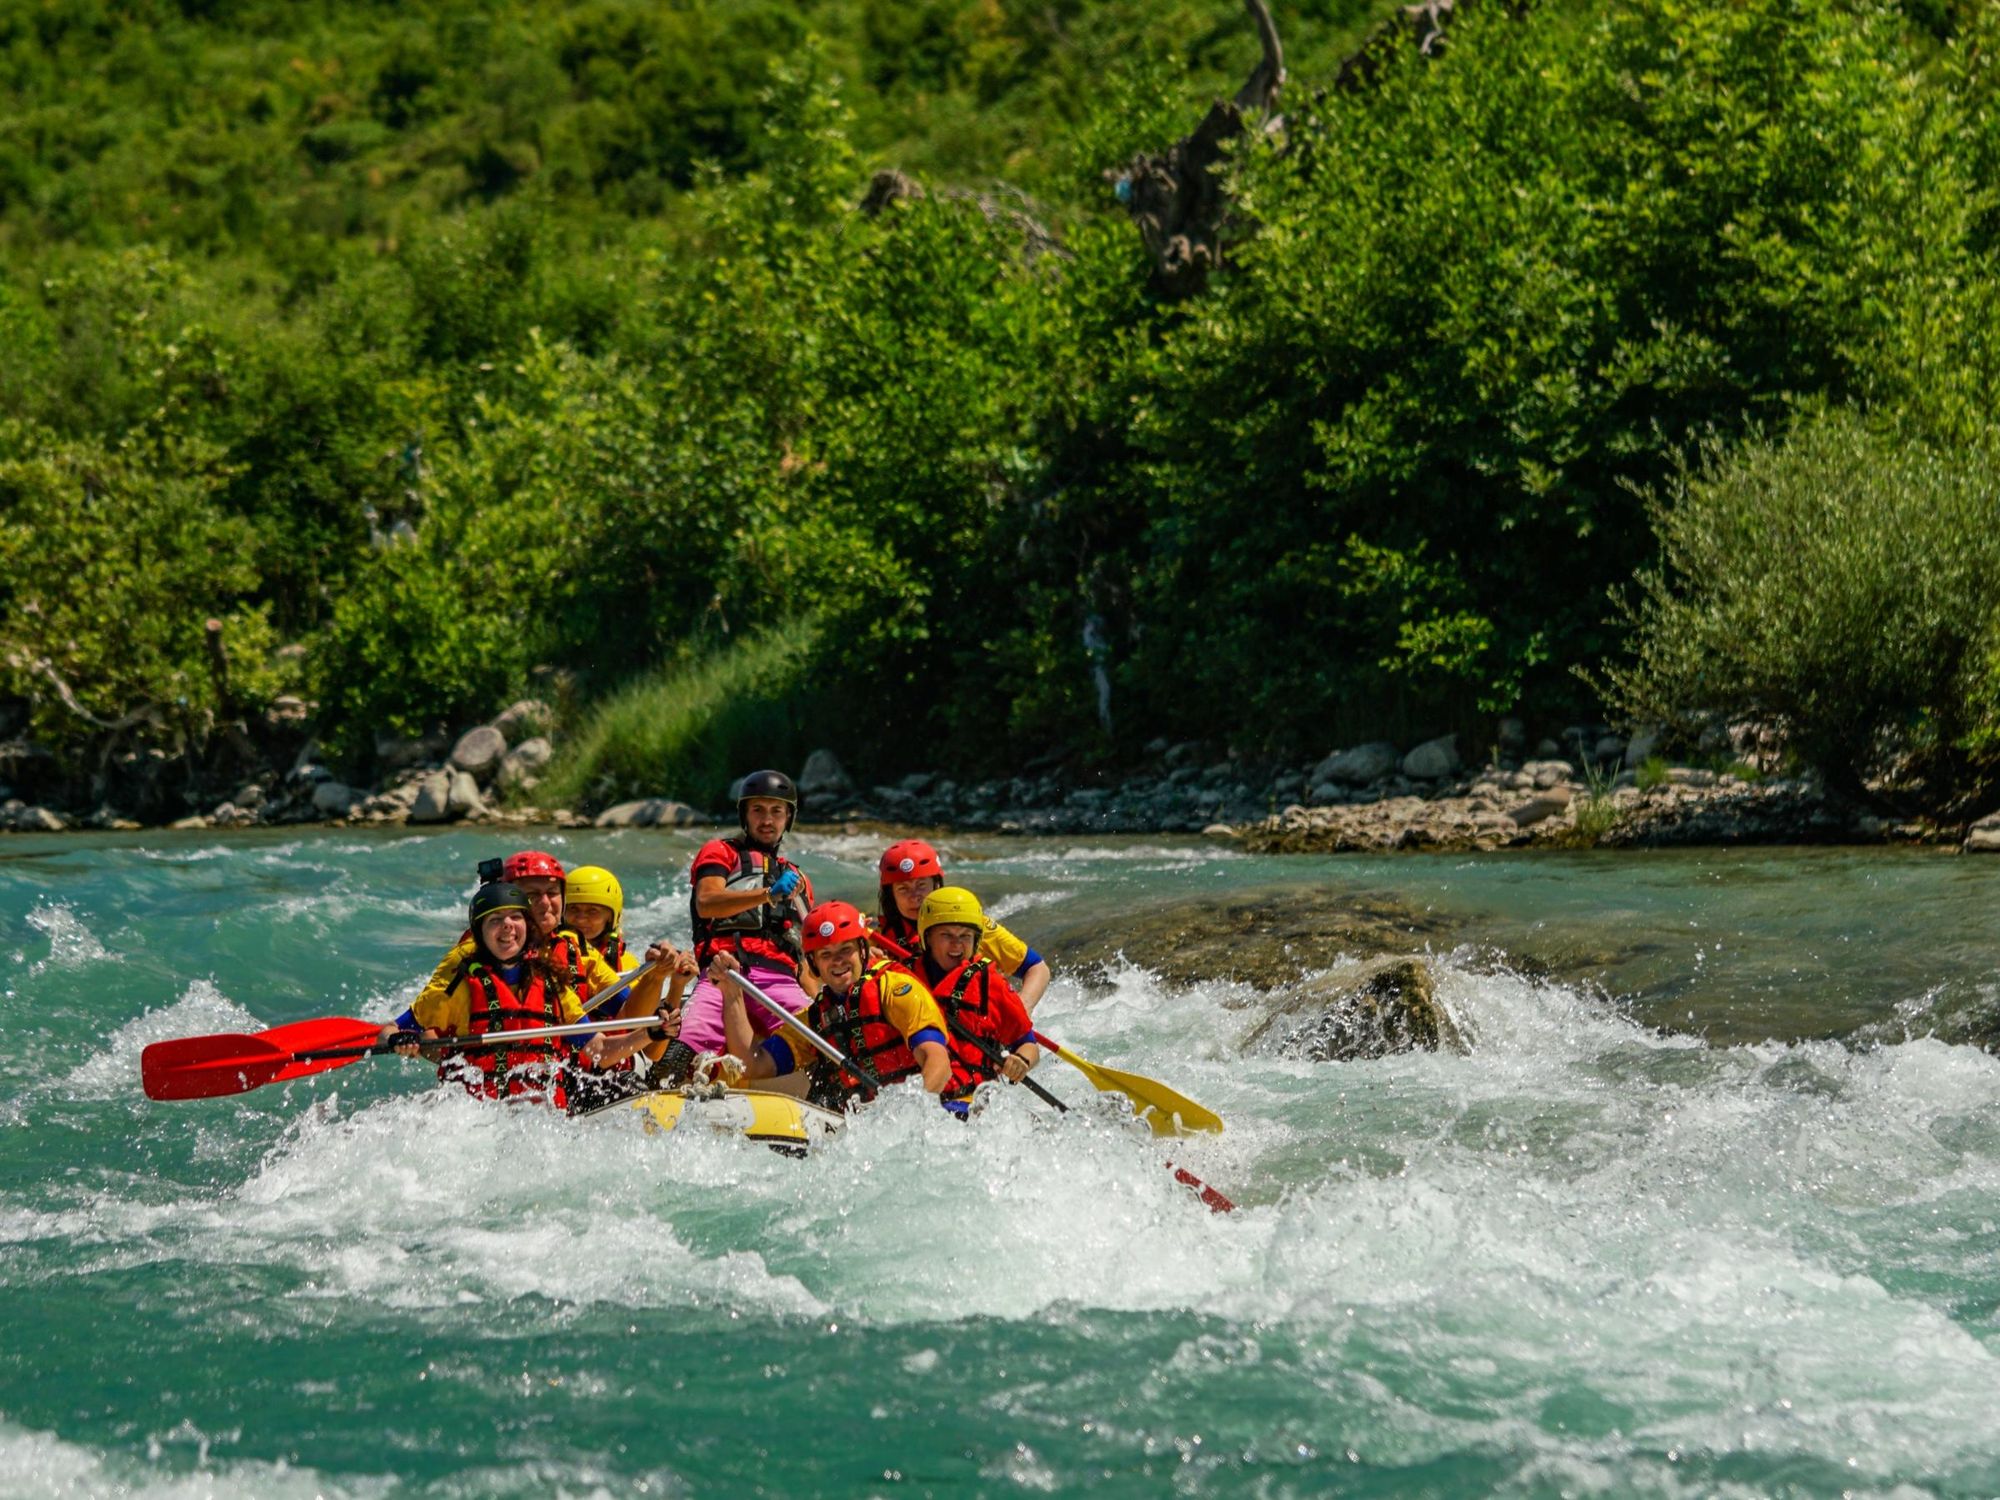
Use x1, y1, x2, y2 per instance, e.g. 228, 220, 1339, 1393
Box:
142, 1012, 678, 1102
725, 969, 1237, 1214
722, 968, 883, 1098
1031, 1032, 1224, 1136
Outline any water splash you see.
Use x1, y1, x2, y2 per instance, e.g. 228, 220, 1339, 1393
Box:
23, 903, 111, 969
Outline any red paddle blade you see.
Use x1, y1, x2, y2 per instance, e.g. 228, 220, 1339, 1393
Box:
142, 1032, 293, 1101
1170, 1164, 1236, 1214
141, 1017, 384, 1101
265, 1018, 391, 1083
255, 1016, 383, 1053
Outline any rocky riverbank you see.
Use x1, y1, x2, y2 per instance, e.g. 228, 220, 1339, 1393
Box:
2, 712, 1990, 852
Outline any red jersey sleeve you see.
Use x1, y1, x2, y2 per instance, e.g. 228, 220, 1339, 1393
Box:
691, 838, 740, 885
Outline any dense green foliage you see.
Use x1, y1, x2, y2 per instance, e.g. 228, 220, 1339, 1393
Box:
1604, 409, 2000, 814
6, 0, 2000, 811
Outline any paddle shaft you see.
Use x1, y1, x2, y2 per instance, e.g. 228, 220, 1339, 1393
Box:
314, 1013, 671, 1066
579, 954, 665, 1015
726, 968, 882, 1099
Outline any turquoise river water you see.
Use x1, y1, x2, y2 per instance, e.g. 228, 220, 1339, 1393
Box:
4, 829, 2000, 1497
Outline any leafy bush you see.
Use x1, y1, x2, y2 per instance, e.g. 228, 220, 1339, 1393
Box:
1072, 0, 2000, 751
1601, 406, 2000, 814
0, 428, 289, 767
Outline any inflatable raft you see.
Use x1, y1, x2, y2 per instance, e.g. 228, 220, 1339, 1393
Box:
582, 1086, 846, 1154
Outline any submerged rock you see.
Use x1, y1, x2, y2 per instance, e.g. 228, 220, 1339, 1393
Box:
1242, 957, 1463, 1060
1039, 885, 1450, 990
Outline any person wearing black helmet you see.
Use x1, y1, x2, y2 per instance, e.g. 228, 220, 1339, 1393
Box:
381, 882, 680, 1108
659, 769, 817, 1072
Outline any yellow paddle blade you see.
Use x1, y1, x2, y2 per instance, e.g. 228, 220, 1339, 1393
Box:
1039, 1037, 1224, 1136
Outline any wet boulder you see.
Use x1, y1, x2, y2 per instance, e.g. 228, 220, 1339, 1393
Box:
595, 797, 700, 829
797, 749, 852, 801
407, 771, 454, 824
1401, 735, 1460, 782
1242, 957, 1462, 1060
497, 737, 552, 793
1038, 885, 1450, 990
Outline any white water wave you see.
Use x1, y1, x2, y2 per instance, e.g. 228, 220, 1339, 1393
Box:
0, 1417, 385, 1500
30, 980, 259, 1109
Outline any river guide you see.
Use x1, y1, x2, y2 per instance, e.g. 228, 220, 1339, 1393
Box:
673, 770, 817, 1063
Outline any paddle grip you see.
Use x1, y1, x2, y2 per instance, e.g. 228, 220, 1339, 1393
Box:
957, 1029, 1064, 1112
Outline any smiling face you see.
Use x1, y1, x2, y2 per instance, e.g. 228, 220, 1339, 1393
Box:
742, 797, 791, 847
567, 902, 612, 941
815, 938, 867, 990
891, 874, 943, 922
924, 923, 980, 969
480, 909, 529, 962
514, 876, 564, 937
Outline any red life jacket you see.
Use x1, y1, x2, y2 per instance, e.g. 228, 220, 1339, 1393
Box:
810, 958, 921, 1103
923, 956, 1023, 1097
445, 961, 569, 1107
869, 912, 919, 962
690, 838, 807, 971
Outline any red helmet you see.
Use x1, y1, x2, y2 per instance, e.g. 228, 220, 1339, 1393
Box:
878, 839, 944, 886
802, 901, 869, 954
503, 849, 565, 882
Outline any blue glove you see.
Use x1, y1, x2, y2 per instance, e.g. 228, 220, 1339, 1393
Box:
769, 867, 802, 900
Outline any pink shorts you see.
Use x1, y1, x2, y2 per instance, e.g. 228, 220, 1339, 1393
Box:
677, 963, 810, 1053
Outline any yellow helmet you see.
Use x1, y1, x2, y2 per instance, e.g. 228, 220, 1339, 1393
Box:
564, 865, 624, 925
917, 885, 986, 940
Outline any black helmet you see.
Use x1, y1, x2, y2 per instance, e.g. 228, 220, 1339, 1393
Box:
736, 769, 798, 837
469, 880, 530, 932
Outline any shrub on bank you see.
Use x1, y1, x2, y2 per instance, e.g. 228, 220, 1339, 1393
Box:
0, 429, 289, 763
1602, 406, 2000, 815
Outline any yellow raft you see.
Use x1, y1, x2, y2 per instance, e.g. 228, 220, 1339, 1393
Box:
612, 1087, 846, 1154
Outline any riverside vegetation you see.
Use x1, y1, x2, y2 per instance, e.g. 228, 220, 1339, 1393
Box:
5, 0, 2000, 834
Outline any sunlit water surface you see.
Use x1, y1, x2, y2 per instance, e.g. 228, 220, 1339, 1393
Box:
4, 830, 1999, 1497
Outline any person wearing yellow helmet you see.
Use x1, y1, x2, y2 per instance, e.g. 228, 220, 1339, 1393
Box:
380, 852, 696, 1099
911, 886, 1040, 1108
564, 865, 632, 972
872, 839, 1053, 1014
557, 862, 701, 1104
378, 881, 682, 1109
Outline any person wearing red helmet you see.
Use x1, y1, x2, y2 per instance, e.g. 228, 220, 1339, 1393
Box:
669, 770, 818, 1066
382, 881, 682, 1109
382, 849, 685, 1070
717, 900, 952, 1109
872, 839, 1053, 1013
